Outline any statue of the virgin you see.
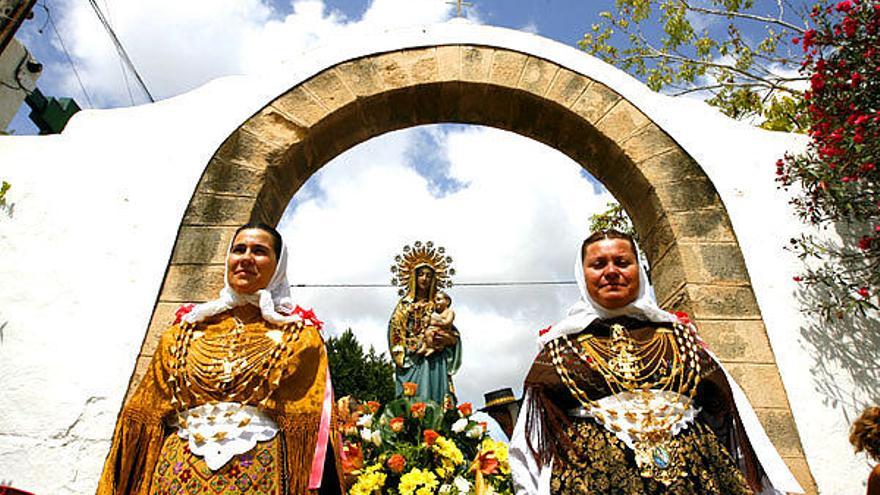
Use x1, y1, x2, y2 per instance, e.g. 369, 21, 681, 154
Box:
387, 241, 462, 407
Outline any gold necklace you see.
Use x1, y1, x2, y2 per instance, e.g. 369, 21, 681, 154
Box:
549, 322, 703, 486
168, 314, 301, 412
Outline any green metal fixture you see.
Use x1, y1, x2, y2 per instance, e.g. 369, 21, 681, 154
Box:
25, 87, 80, 134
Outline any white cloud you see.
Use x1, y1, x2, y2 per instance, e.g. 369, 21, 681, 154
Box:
520, 21, 539, 34
51, 0, 455, 106
279, 125, 611, 406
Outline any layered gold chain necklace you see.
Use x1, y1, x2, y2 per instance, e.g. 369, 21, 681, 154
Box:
168, 315, 301, 412
549, 321, 702, 486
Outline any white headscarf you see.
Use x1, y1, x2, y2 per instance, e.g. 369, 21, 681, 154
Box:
538, 236, 675, 346
183, 232, 302, 326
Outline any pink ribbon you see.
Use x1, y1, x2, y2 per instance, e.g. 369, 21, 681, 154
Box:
308, 365, 334, 489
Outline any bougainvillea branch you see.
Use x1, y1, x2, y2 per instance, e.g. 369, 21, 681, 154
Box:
780, 0, 880, 318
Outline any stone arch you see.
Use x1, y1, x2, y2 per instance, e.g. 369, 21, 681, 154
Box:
133, 45, 815, 491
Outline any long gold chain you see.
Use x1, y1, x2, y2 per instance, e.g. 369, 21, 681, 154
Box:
548, 322, 701, 427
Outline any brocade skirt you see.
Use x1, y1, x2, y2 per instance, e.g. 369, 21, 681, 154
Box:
149, 433, 286, 495
551, 418, 752, 495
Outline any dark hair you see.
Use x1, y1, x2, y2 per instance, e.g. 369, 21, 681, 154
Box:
581, 229, 638, 261
436, 290, 451, 305
233, 222, 283, 258
850, 406, 880, 462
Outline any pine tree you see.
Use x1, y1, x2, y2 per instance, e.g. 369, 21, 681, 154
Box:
326, 329, 396, 403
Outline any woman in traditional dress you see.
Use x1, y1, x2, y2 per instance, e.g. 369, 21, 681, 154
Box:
97, 223, 343, 495
509, 229, 804, 495
388, 242, 462, 407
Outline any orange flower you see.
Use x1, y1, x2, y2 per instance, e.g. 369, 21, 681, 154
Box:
423, 429, 440, 446
402, 382, 418, 397
386, 453, 406, 473
457, 402, 473, 417
366, 401, 381, 414
341, 441, 363, 473
478, 421, 488, 433
390, 416, 405, 433
410, 402, 426, 419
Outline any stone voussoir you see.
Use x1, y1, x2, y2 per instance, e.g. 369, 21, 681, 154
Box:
488, 49, 528, 88
754, 408, 806, 458
171, 226, 237, 265
460, 45, 494, 82
697, 319, 776, 363
302, 68, 358, 114
545, 69, 593, 109
334, 58, 387, 98
673, 284, 762, 319
723, 363, 790, 409
198, 156, 267, 197
570, 81, 621, 125
160, 264, 225, 302
182, 193, 256, 226
270, 85, 331, 128
435, 45, 462, 82
595, 98, 651, 144
239, 107, 307, 148
619, 122, 679, 165
517, 56, 560, 96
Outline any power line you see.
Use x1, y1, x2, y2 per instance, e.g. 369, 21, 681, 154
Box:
100, 0, 135, 105
86, 0, 154, 102
38, 3, 93, 108
290, 280, 577, 288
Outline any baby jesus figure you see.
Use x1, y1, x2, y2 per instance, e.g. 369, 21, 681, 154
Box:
419, 290, 455, 357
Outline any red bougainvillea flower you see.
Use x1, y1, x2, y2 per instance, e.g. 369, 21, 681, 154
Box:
387, 453, 406, 473
173, 303, 195, 325
793, 276, 803, 282
458, 402, 473, 417
410, 402, 427, 419
836, 1, 852, 12
858, 287, 870, 298
858, 236, 872, 250
389, 416, 404, 433
423, 429, 439, 446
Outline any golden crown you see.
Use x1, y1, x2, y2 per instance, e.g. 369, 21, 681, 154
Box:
390, 241, 455, 296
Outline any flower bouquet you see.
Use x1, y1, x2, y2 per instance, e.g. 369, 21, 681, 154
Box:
339, 383, 512, 495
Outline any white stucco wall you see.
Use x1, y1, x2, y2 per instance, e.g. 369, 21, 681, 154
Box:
0, 20, 871, 494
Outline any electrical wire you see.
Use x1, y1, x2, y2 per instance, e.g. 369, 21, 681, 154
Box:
38, 2, 93, 108
290, 280, 577, 288
86, 0, 153, 102
100, 0, 134, 105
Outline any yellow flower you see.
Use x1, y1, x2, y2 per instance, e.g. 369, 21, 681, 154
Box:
350, 463, 387, 495
399, 468, 439, 495
479, 438, 510, 475
432, 436, 465, 478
